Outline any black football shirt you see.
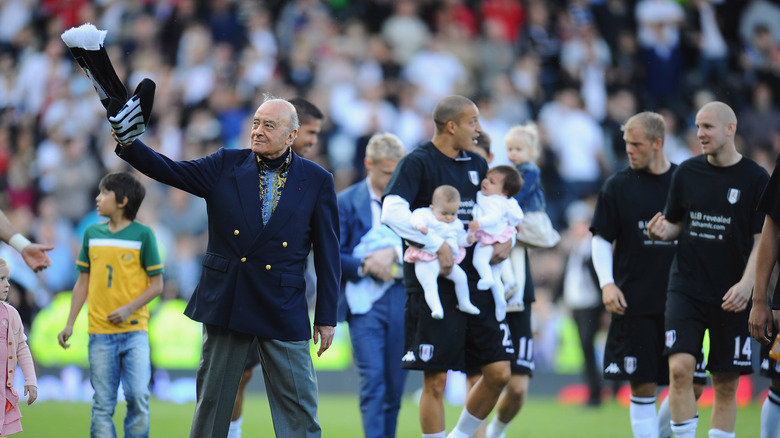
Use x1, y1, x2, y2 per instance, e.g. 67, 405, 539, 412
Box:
590, 164, 677, 316
665, 155, 768, 304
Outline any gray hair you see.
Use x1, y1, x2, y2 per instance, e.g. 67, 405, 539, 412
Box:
366, 132, 406, 162
262, 94, 300, 133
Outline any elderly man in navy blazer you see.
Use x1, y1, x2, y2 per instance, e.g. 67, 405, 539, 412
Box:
112, 96, 340, 438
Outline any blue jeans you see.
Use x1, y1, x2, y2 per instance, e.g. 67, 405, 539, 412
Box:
348, 283, 408, 438
88, 331, 151, 438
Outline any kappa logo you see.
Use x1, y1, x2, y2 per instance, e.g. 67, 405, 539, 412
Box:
419, 344, 434, 362
762, 357, 780, 374
727, 188, 740, 204
468, 171, 480, 186
604, 363, 621, 374
665, 330, 676, 348
624, 357, 637, 375
401, 350, 416, 363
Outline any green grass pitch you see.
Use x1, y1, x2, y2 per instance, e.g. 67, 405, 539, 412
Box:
18, 394, 762, 437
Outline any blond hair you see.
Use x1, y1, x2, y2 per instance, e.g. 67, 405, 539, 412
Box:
622, 112, 666, 144
505, 122, 540, 163
366, 132, 406, 163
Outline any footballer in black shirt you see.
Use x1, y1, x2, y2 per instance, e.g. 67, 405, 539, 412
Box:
381, 96, 512, 437
591, 112, 703, 437
648, 102, 769, 437
750, 152, 780, 436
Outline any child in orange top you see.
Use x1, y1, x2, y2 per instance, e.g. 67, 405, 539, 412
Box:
0, 257, 37, 436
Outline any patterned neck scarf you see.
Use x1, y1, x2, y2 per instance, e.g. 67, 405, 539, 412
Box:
257, 148, 292, 225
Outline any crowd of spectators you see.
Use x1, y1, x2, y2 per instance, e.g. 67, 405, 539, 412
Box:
2, 0, 780, 374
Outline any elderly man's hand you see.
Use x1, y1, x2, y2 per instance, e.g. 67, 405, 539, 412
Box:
313, 323, 334, 357
108, 78, 155, 145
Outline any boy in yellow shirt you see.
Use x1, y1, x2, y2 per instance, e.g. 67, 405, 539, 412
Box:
58, 172, 163, 438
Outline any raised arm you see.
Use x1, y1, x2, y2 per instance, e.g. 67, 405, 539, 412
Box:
114, 139, 222, 198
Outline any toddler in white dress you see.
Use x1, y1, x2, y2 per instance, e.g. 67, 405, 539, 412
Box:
406, 185, 479, 319
468, 165, 524, 321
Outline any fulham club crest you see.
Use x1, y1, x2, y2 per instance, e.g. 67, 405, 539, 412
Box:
727, 188, 740, 204
624, 357, 637, 375
419, 344, 434, 362
469, 171, 480, 186
665, 330, 676, 348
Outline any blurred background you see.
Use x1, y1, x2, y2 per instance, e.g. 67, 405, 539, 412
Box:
0, 0, 779, 406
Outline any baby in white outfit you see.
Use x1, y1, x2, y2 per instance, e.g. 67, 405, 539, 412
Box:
468, 165, 524, 321
406, 185, 479, 319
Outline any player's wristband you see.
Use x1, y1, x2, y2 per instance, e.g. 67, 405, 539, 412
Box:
8, 233, 31, 253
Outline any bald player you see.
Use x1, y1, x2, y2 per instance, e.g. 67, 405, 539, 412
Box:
648, 102, 769, 438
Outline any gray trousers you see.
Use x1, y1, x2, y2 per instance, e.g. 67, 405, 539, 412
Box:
189, 324, 321, 438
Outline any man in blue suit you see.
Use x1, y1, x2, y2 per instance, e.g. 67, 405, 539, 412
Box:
338, 133, 407, 438
111, 96, 340, 438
